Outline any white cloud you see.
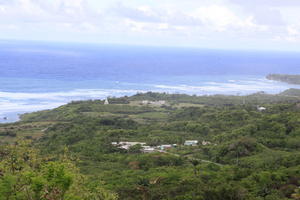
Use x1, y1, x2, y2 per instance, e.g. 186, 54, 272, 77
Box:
0, 0, 300, 49
228, 0, 300, 7
114, 3, 203, 27
282, 25, 300, 42
192, 5, 237, 28
118, 3, 268, 40
287, 26, 300, 36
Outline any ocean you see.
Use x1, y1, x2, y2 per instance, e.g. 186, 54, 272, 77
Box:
1, 40, 300, 123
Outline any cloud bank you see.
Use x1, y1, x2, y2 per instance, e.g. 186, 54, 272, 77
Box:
0, 0, 300, 50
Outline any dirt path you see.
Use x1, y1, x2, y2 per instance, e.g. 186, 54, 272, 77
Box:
162, 151, 223, 167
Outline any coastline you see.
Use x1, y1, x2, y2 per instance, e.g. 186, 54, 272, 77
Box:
2, 84, 300, 124
266, 74, 300, 85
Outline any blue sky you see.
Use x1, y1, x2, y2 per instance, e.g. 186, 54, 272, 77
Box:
1, 0, 300, 51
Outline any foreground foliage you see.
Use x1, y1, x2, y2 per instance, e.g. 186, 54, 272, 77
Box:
0, 141, 117, 200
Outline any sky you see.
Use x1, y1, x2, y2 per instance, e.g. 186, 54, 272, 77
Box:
1, 0, 300, 51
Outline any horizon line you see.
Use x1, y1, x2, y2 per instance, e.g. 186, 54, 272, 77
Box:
1, 38, 300, 54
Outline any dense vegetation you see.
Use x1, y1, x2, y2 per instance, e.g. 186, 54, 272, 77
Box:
267, 74, 300, 85
0, 141, 118, 200
1, 92, 300, 199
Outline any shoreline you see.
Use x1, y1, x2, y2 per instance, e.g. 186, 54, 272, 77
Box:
2, 87, 300, 124
266, 73, 300, 85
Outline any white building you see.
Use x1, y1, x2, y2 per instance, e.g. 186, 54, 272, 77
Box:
159, 144, 173, 150
142, 100, 149, 105
142, 146, 156, 153
257, 106, 266, 112
184, 140, 199, 146
112, 141, 147, 150
118, 142, 146, 146
104, 99, 109, 105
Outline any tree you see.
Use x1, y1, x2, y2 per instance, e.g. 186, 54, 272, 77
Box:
128, 144, 143, 154
0, 141, 118, 200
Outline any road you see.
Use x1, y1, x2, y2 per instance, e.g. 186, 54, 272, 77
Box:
161, 151, 223, 167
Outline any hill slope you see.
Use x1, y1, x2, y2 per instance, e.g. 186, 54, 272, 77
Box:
1, 92, 300, 200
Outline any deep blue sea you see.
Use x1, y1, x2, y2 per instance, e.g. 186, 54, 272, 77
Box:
1, 40, 300, 122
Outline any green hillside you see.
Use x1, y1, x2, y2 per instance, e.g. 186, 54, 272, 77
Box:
1, 92, 300, 200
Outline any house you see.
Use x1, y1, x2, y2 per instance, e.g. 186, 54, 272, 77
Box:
257, 106, 266, 112
142, 100, 149, 105
159, 144, 173, 150
118, 142, 146, 146
112, 141, 147, 150
184, 140, 199, 146
142, 146, 156, 153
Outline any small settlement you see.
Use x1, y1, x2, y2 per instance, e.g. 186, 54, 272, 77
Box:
112, 140, 212, 153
